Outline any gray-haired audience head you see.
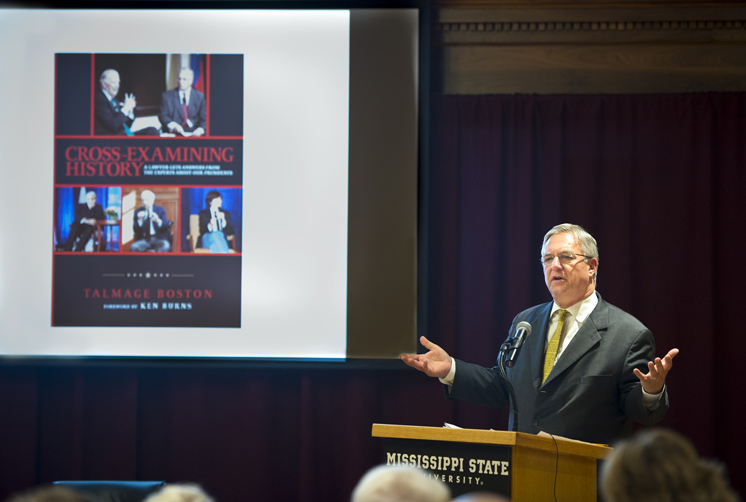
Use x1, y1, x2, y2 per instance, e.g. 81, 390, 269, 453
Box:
351, 464, 450, 502
142, 484, 214, 502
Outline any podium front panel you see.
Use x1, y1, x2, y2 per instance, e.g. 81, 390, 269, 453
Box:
382, 437, 511, 497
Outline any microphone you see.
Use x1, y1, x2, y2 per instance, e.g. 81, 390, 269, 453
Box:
505, 321, 532, 368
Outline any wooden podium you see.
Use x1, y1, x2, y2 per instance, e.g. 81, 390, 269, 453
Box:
372, 424, 611, 501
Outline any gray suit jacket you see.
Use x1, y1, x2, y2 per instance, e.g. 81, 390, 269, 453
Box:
158, 88, 207, 133
447, 292, 669, 445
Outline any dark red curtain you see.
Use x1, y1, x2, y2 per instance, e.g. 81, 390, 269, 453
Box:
2, 93, 745, 501
426, 92, 746, 496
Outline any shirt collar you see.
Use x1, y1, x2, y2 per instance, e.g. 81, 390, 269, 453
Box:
550, 291, 598, 323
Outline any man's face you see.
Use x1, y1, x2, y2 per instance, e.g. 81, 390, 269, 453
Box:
210, 197, 222, 209
178, 71, 194, 91
102, 71, 120, 98
86, 192, 97, 207
141, 193, 155, 208
542, 232, 597, 308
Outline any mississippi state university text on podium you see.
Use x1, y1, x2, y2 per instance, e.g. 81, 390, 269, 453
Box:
371, 424, 611, 500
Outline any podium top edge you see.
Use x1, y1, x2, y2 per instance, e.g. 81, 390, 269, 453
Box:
371, 423, 612, 460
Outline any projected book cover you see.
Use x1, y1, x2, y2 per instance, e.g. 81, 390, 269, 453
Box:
52, 53, 244, 327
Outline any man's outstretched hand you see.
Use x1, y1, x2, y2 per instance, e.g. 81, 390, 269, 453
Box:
634, 347, 679, 394
400, 336, 453, 379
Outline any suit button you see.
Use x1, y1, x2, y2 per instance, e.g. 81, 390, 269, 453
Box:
532, 419, 540, 427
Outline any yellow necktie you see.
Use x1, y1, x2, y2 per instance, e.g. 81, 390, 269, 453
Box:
543, 309, 569, 383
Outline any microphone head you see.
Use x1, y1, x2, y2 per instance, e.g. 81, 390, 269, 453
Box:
516, 321, 532, 335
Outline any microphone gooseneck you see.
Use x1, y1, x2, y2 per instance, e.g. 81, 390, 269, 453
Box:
497, 321, 532, 431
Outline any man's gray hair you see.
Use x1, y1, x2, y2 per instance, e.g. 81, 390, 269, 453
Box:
142, 484, 214, 502
351, 464, 451, 502
99, 68, 118, 83
542, 223, 599, 283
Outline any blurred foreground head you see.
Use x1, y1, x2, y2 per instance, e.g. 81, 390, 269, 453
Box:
601, 428, 739, 502
142, 484, 214, 502
452, 492, 510, 502
351, 464, 450, 502
5, 485, 98, 502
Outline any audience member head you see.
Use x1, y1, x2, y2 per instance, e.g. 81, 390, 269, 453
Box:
452, 492, 510, 502
5, 485, 98, 502
351, 464, 450, 502
601, 428, 739, 502
99, 69, 120, 98
142, 484, 214, 502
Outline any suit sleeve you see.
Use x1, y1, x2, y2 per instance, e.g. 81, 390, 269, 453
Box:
155, 206, 170, 234
73, 204, 85, 222
223, 210, 234, 236
620, 328, 669, 425
445, 359, 512, 409
158, 91, 176, 129
132, 208, 145, 239
198, 209, 211, 235
194, 92, 207, 130
92, 205, 105, 220
95, 91, 131, 135
445, 313, 525, 410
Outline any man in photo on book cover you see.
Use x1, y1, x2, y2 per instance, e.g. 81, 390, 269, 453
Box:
94, 68, 158, 136
63, 190, 105, 252
131, 190, 171, 252
159, 67, 207, 137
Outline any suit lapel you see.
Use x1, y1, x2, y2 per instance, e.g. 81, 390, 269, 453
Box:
104, 90, 118, 112
542, 294, 609, 386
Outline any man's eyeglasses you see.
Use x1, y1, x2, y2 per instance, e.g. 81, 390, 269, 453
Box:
541, 252, 591, 266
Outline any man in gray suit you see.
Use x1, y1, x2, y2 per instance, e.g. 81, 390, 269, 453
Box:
401, 223, 678, 446
159, 68, 207, 136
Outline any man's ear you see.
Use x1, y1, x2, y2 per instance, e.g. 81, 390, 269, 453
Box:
588, 258, 598, 277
